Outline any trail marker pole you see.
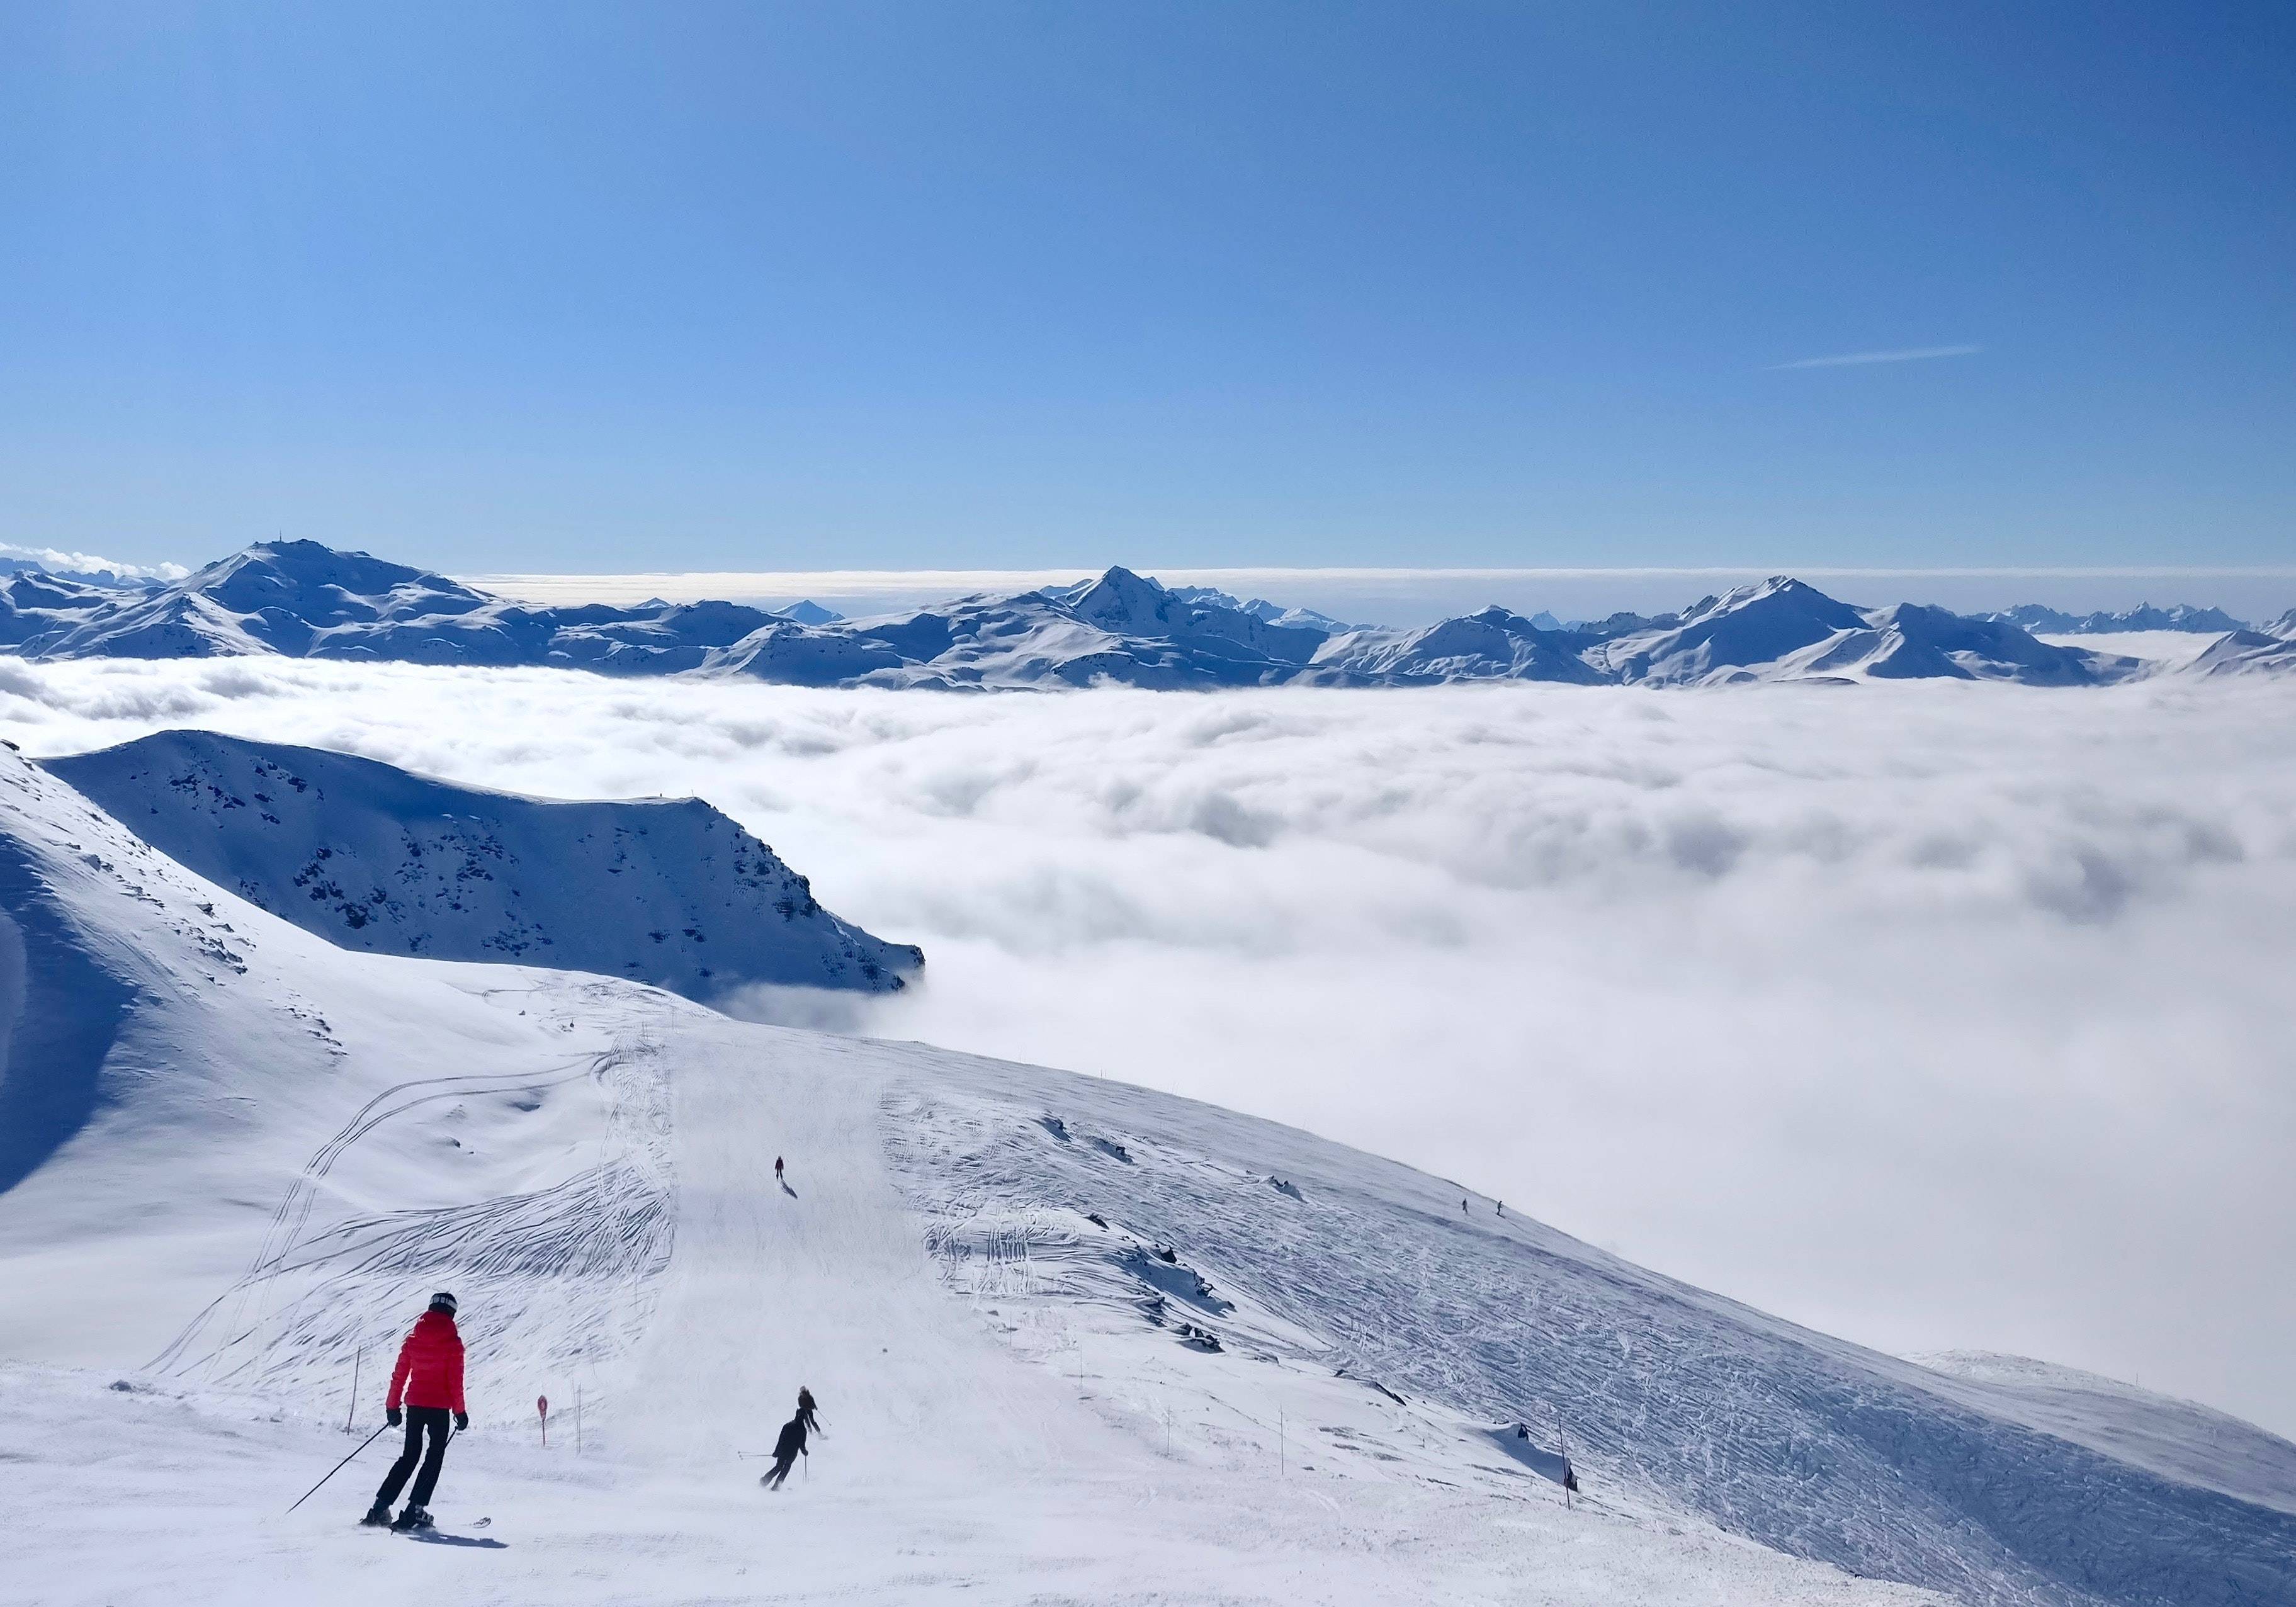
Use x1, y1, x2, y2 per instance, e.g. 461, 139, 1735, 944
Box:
538, 1393, 550, 1449
1558, 1411, 1573, 1510
344, 1346, 361, 1434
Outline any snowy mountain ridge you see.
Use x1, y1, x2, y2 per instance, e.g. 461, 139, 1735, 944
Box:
1979, 603, 2251, 635
3, 740, 2293, 1604
42, 730, 919, 1004
2, 540, 2271, 687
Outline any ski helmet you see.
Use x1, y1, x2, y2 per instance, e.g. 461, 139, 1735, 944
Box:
428, 1290, 458, 1315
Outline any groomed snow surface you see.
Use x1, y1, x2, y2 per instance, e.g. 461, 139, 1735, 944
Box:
4, 744, 2293, 1605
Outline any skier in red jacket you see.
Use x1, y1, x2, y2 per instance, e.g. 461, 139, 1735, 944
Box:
361, 1292, 468, 1531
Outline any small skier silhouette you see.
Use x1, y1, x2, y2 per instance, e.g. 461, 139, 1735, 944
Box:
775, 1156, 784, 1183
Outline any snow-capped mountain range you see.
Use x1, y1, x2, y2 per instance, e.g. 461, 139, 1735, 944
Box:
7, 540, 2292, 688
1977, 602, 2250, 634
4, 736, 2292, 1606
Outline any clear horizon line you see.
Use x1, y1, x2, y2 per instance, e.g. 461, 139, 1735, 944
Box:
465, 564, 2296, 590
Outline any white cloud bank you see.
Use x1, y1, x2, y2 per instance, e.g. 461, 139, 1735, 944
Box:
0, 541, 188, 582
4, 660, 2293, 1438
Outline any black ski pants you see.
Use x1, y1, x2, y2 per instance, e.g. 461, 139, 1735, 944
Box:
762, 1451, 797, 1489
376, 1406, 452, 1509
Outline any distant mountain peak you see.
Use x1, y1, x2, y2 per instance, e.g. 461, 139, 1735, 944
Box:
772, 599, 843, 626
1061, 565, 1168, 616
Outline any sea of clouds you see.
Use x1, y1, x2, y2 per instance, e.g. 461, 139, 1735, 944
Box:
4, 658, 2292, 1437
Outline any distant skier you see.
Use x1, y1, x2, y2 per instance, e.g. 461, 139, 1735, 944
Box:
1496, 1200, 1505, 1219
759, 1410, 809, 1491
796, 1385, 823, 1437
361, 1291, 468, 1531
1461, 1198, 1468, 1215
775, 1156, 784, 1185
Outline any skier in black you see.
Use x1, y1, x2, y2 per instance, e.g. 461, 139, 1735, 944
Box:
796, 1385, 823, 1437
759, 1410, 808, 1490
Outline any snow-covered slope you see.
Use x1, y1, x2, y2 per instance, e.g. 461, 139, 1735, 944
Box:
4, 743, 2293, 1605
2186, 628, 2296, 679
713, 567, 1333, 690
1581, 585, 2140, 687
23, 541, 798, 674
11, 539, 2267, 689
1302, 606, 1608, 684
43, 730, 919, 1003
1163, 583, 1360, 633
0, 572, 136, 651
1773, 604, 2139, 684
1913, 1353, 2296, 1518
771, 598, 843, 626
1590, 577, 1874, 684
888, 1069, 2296, 1606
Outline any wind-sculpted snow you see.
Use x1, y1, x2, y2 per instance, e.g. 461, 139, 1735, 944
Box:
45, 730, 919, 1003
1, 538, 2246, 685
881, 1068, 2296, 1607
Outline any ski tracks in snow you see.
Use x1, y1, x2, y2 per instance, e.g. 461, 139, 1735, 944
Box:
149, 996, 677, 1429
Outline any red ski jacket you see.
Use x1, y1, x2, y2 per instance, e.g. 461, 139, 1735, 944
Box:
385, 1309, 467, 1414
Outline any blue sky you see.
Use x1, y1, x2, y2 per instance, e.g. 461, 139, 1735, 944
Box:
2, 2, 2290, 575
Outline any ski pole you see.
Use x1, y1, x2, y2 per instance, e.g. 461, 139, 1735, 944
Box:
286, 1423, 390, 1514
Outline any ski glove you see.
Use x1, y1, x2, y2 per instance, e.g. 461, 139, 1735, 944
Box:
453, 1412, 469, 1433
387, 1407, 403, 1428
